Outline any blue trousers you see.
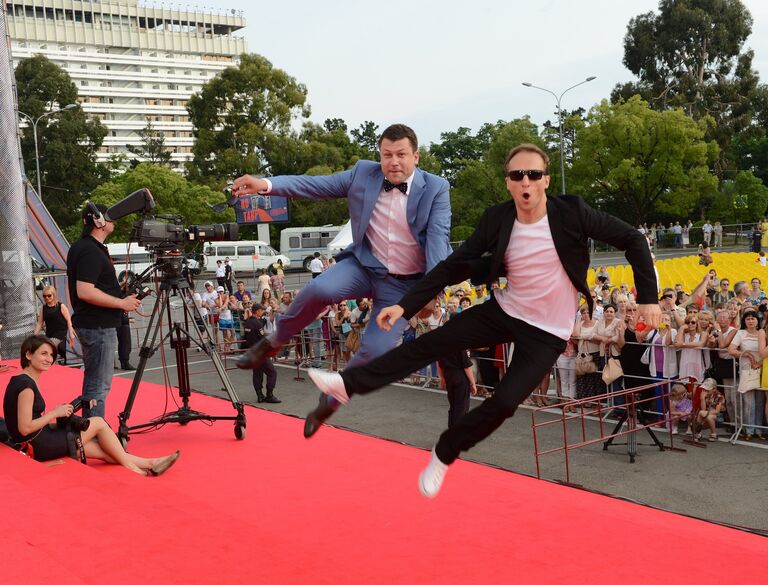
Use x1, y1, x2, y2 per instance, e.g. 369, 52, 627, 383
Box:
273, 257, 414, 368
76, 327, 117, 418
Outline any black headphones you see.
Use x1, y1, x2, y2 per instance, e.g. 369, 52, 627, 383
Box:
85, 201, 106, 229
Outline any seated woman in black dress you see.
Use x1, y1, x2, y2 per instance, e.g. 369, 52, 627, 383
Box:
3, 335, 180, 476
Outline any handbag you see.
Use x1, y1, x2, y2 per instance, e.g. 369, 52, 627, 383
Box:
345, 330, 361, 353
640, 331, 656, 365
575, 352, 597, 375
341, 321, 352, 334
602, 357, 624, 384
738, 367, 761, 393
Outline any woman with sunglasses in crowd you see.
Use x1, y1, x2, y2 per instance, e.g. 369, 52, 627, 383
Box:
675, 312, 710, 383
3, 335, 180, 475
34, 285, 75, 366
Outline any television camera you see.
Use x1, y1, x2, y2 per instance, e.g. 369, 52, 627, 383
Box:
103, 188, 239, 282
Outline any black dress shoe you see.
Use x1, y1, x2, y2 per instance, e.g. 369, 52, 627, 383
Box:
304, 393, 339, 438
121, 362, 136, 371
236, 338, 280, 370
264, 394, 281, 404
256, 392, 266, 403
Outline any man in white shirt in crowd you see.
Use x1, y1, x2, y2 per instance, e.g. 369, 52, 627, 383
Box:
215, 260, 227, 290
308, 252, 324, 279
702, 220, 713, 246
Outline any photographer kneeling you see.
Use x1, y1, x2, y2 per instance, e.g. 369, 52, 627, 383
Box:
3, 335, 180, 476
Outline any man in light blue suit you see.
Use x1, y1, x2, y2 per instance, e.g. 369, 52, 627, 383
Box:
232, 124, 452, 435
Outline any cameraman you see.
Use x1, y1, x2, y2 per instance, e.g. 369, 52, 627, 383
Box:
66, 203, 141, 417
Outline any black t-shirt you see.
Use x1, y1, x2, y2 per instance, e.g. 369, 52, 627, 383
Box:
42, 303, 68, 339
3, 373, 45, 443
242, 316, 267, 349
66, 235, 122, 329
438, 349, 472, 371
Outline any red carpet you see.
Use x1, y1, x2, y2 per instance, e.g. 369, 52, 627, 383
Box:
1, 363, 765, 584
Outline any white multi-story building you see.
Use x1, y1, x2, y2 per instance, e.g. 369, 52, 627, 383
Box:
5, 0, 247, 167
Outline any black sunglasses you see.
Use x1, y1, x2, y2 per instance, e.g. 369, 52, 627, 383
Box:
42, 294, 53, 298
506, 169, 546, 182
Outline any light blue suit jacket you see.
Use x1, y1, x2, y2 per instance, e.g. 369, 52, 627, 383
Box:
270, 160, 452, 273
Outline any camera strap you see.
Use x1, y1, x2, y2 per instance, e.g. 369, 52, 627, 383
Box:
66, 431, 87, 464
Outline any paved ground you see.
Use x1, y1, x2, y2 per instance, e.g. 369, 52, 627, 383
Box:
111, 347, 768, 533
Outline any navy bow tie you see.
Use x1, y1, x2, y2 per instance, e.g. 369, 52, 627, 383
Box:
383, 179, 408, 195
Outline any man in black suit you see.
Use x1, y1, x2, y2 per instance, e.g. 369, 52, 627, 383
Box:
307, 143, 661, 497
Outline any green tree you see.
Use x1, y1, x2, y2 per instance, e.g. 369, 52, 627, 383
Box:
15, 55, 108, 230
715, 170, 768, 223
186, 53, 311, 186
126, 119, 173, 167
350, 121, 380, 160
570, 96, 719, 224
81, 164, 233, 244
429, 121, 506, 185
613, 0, 760, 172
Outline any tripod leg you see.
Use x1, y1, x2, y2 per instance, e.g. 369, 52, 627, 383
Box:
638, 410, 665, 451
602, 411, 627, 450
118, 289, 171, 445
180, 287, 247, 439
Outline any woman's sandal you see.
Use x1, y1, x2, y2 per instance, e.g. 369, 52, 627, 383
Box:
149, 450, 181, 477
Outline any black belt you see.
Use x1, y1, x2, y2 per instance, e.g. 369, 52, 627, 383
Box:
390, 273, 424, 281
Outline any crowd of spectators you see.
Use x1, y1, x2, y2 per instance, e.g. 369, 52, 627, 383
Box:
559, 268, 768, 442
637, 217, 768, 254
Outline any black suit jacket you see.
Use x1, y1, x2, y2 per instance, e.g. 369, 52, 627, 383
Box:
400, 195, 657, 320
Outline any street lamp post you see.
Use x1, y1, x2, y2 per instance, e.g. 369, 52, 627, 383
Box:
522, 76, 596, 195
17, 103, 80, 197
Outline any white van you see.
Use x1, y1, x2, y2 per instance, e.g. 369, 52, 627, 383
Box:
107, 243, 153, 282
279, 225, 344, 270
203, 240, 291, 275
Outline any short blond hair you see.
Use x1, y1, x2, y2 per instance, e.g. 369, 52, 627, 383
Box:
41, 285, 58, 302
504, 143, 550, 173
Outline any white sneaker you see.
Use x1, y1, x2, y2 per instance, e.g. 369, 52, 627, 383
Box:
418, 448, 449, 498
671, 425, 679, 435
307, 369, 350, 405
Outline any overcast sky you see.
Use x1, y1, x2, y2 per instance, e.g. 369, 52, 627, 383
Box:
222, 0, 768, 145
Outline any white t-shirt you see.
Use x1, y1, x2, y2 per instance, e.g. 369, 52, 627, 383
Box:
494, 215, 579, 340
309, 257, 324, 274
730, 329, 760, 371
215, 265, 226, 278
192, 292, 208, 318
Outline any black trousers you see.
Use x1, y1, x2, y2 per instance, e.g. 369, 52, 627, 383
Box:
443, 368, 470, 429
252, 359, 277, 394
117, 322, 131, 364
341, 297, 565, 464
474, 347, 499, 391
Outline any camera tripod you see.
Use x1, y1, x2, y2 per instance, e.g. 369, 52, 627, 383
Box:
602, 396, 664, 463
117, 266, 247, 447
